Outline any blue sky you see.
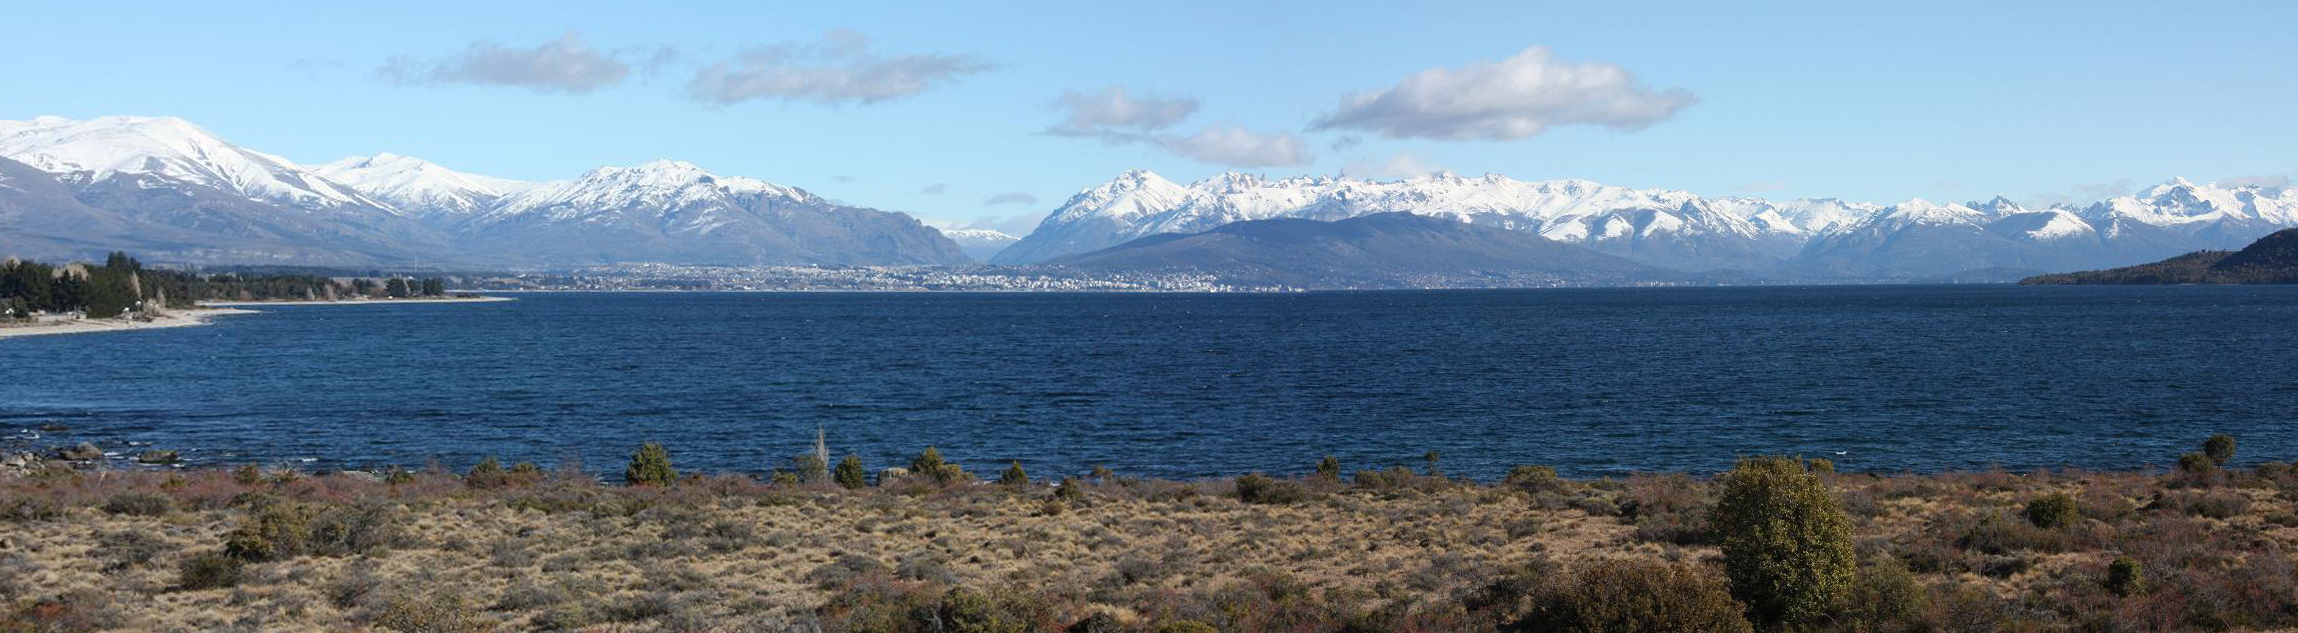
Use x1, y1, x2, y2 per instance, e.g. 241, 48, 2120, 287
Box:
5, 1, 2295, 231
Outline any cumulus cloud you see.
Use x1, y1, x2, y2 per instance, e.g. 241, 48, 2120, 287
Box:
1311, 46, 1695, 141
382, 31, 630, 94
1156, 126, 1313, 168
1046, 86, 1199, 140
1341, 151, 1447, 180
983, 192, 1039, 206
688, 28, 992, 105
920, 183, 949, 195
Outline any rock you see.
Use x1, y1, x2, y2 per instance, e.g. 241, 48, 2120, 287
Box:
53, 442, 103, 461
34, 423, 65, 432
0, 452, 27, 469
134, 449, 181, 464
876, 467, 911, 485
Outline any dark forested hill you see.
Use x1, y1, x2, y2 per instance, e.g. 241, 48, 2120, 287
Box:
2020, 228, 2298, 284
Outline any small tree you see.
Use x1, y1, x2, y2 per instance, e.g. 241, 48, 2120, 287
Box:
910, 446, 964, 485
834, 455, 867, 490
1055, 476, 1087, 503
1424, 450, 1442, 476
998, 461, 1030, 487
1710, 456, 1856, 627
2203, 434, 2236, 466
794, 454, 830, 484
464, 457, 506, 489
1315, 456, 1341, 480
624, 443, 677, 486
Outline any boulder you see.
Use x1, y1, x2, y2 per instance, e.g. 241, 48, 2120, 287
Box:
134, 449, 181, 464
53, 442, 103, 461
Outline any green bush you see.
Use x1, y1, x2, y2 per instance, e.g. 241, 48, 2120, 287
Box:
2024, 493, 2079, 529
624, 443, 677, 486
1837, 556, 1928, 633
1316, 456, 1341, 479
835, 455, 868, 490
910, 447, 968, 486
2203, 434, 2236, 466
176, 550, 244, 590
1806, 457, 1836, 474
1505, 465, 1566, 494
224, 498, 316, 562
222, 498, 404, 562
1709, 456, 1856, 627
998, 461, 1030, 487
2178, 452, 2216, 475
1517, 559, 1754, 633
465, 457, 507, 489
1235, 473, 1305, 505
1055, 476, 1087, 503
2106, 556, 2146, 596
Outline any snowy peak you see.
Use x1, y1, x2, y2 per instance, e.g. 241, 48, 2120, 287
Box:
478, 159, 816, 227
313, 152, 531, 219
0, 115, 378, 209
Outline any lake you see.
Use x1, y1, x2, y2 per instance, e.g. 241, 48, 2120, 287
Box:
4, 286, 2296, 480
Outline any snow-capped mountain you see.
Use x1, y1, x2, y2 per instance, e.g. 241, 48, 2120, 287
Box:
0, 116, 381, 210
936, 227, 1021, 261
313, 153, 531, 221
998, 170, 1821, 271
1005, 170, 2298, 278
0, 116, 968, 267
459, 160, 967, 266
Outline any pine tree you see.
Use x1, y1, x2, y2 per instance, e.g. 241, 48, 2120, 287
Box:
834, 455, 867, 490
624, 443, 677, 486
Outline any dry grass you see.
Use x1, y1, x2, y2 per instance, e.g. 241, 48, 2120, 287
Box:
3, 458, 2297, 632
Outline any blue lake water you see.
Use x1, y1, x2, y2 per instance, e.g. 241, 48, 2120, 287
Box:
4, 286, 2296, 480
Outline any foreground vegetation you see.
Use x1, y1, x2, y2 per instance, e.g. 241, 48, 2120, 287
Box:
3, 437, 2296, 632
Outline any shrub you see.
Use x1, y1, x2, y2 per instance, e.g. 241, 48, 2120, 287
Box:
910, 447, 967, 486
2024, 493, 2079, 529
835, 455, 868, 490
1837, 556, 1927, 633
1709, 456, 1856, 627
1316, 456, 1341, 479
1235, 473, 1305, 505
1806, 457, 1835, 474
1055, 476, 1087, 503
795, 453, 831, 484
624, 443, 677, 486
101, 491, 174, 517
176, 550, 244, 590
2178, 452, 2216, 475
465, 457, 507, 489
999, 461, 1030, 487
2203, 434, 2237, 466
1506, 465, 1566, 494
2106, 556, 2146, 596
234, 464, 262, 485
223, 497, 404, 562
375, 591, 494, 633
1516, 559, 1754, 633
224, 498, 316, 562
1154, 622, 1219, 633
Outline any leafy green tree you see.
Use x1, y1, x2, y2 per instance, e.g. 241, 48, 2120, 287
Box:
1709, 456, 1856, 627
834, 455, 867, 490
624, 443, 677, 486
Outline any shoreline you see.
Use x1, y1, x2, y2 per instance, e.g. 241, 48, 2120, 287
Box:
0, 307, 259, 339
198, 295, 513, 307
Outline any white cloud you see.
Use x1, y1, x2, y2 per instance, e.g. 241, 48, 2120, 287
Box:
1157, 126, 1313, 168
1312, 46, 1695, 141
688, 29, 992, 105
1047, 86, 1199, 140
920, 183, 949, 195
382, 31, 629, 94
983, 191, 1039, 206
1341, 151, 1447, 180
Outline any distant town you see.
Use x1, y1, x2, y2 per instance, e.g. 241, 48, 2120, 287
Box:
449, 264, 1287, 293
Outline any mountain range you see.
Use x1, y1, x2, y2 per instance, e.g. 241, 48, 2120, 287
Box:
5, 114, 2296, 283
999, 170, 2298, 280
1052, 212, 1691, 288
2020, 228, 2298, 285
0, 116, 964, 267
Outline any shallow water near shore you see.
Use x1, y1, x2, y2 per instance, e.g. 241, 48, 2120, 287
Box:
3, 286, 2296, 479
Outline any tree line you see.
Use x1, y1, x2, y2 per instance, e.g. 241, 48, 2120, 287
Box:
2, 252, 453, 320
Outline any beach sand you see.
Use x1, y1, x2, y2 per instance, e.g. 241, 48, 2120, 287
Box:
0, 307, 260, 339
